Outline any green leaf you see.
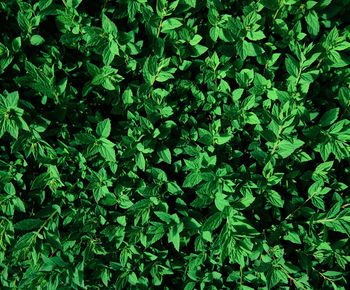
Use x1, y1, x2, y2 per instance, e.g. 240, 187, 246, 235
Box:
161, 18, 183, 32
158, 147, 172, 164
122, 87, 133, 105
167, 181, 183, 195
143, 56, 158, 85
215, 134, 232, 145
214, 192, 230, 211
100, 192, 117, 206
242, 95, 255, 110
246, 112, 260, 124
198, 128, 213, 145
168, 224, 183, 251
13, 232, 36, 252
96, 118, 111, 138
284, 231, 302, 244
267, 190, 284, 208
136, 152, 146, 171
306, 10, 320, 37
39, 0, 53, 10
30, 35, 45, 46
189, 34, 202, 46
72, 262, 85, 287
192, 44, 208, 56
102, 13, 118, 35
156, 71, 174, 82
202, 212, 223, 231
99, 141, 116, 162
277, 139, 304, 158
319, 108, 339, 127
285, 54, 299, 77
14, 219, 43, 231
245, 41, 265, 57
184, 0, 196, 8
183, 172, 202, 188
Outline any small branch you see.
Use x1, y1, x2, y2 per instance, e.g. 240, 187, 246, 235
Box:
102, 0, 109, 12
270, 139, 279, 155
49, 248, 58, 257
270, 125, 283, 155
278, 190, 318, 228
278, 264, 306, 290
312, 267, 334, 284
12, 278, 17, 289
316, 58, 324, 69
273, 0, 284, 22
54, 92, 61, 104
240, 265, 243, 287
62, 0, 68, 9
151, 68, 161, 86
157, 18, 164, 38
295, 60, 304, 86
156, 8, 167, 39
339, 100, 350, 120
22, 209, 60, 257
33, 209, 59, 242
0, 224, 7, 248
272, 256, 306, 290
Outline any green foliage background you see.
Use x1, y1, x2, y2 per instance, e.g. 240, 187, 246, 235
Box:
1, 0, 350, 289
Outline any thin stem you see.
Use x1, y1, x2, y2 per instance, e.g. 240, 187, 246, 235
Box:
49, 248, 58, 257
339, 100, 350, 119
0, 195, 14, 205
54, 92, 61, 104
306, 215, 347, 224
316, 58, 324, 69
273, 0, 284, 22
0, 224, 7, 248
22, 209, 59, 257
12, 278, 17, 290
102, 0, 109, 12
279, 190, 318, 227
240, 265, 243, 287
272, 255, 306, 290
151, 67, 162, 86
312, 267, 334, 284
295, 59, 304, 86
270, 125, 283, 155
270, 139, 279, 155
156, 8, 167, 39
33, 209, 58, 242
278, 264, 306, 290
62, 0, 68, 9
157, 18, 164, 38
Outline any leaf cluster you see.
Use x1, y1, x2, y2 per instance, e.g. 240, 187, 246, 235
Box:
1, 0, 350, 289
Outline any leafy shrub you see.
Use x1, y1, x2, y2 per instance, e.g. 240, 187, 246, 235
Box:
1, 0, 350, 289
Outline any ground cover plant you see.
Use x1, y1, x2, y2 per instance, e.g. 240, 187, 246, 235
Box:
1, 0, 350, 289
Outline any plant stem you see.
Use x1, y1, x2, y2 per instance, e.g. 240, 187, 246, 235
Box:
272, 255, 306, 290
33, 209, 59, 242
54, 93, 61, 104
279, 190, 318, 226
312, 267, 334, 283
278, 264, 306, 289
273, 0, 284, 22
340, 100, 350, 119
271, 125, 283, 155
157, 8, 167, 39
240, 265, 243, 287
295, 60, 304, 86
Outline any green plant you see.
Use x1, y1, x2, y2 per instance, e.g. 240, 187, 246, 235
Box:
1, 0, 350, 289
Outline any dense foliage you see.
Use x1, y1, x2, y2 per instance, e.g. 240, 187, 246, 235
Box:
1, 0, 350, 289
